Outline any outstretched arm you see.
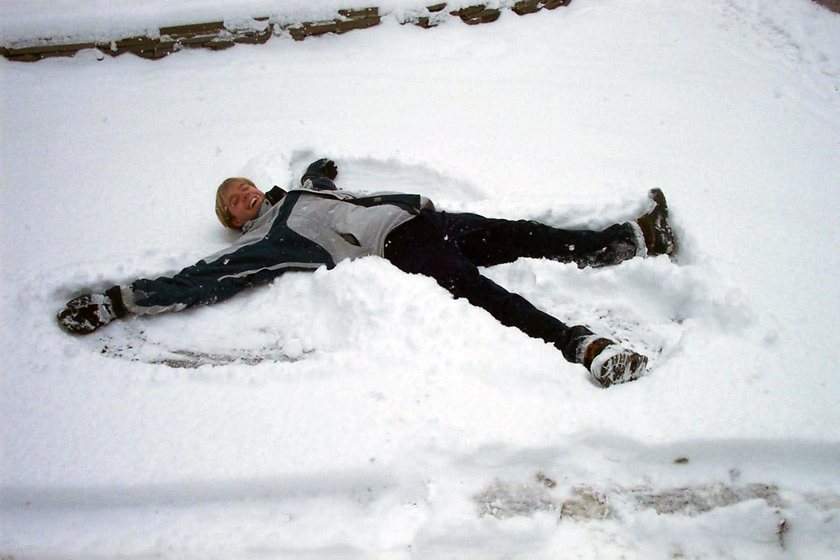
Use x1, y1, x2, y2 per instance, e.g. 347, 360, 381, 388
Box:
56, 227, 327, 334
57, 258, 259, 335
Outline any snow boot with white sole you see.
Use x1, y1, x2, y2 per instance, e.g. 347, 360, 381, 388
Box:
582, 337, 649, 388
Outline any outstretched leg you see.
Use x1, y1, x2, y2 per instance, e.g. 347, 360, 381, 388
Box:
423, 210, 641, 269
424, 189, 677, 268
384, 213, 647, 385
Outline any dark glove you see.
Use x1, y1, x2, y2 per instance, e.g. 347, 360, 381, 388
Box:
301, 158, 338, 184
57, 286, 127, 335
320, 159, 338, 180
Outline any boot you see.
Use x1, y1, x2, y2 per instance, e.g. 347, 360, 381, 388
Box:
637, 188, 677, 258
583, 338, 648, 388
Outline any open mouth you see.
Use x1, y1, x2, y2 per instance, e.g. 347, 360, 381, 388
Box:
248, 195, 259, 209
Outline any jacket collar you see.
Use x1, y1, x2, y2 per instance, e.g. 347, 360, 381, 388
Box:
264, 185, 287, 206
240, 201, 271, 233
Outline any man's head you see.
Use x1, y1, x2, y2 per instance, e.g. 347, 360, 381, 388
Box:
215, 177, 265, 229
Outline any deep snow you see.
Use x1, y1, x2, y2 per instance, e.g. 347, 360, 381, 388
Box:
2, 0, 840, 558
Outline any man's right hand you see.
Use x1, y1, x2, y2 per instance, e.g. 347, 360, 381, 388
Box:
57, 291, 121, 334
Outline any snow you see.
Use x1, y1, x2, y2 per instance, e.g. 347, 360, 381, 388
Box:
2, 0, 840, 558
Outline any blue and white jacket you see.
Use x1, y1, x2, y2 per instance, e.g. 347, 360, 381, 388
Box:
115, 161, 434, 316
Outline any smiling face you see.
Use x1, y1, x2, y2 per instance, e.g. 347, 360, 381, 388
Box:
222, 179, 265, 228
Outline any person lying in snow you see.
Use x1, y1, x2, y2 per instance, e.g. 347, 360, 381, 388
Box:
57, 158, 677, 387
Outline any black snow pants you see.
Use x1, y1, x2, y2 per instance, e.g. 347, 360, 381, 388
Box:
383, 210, 639, 364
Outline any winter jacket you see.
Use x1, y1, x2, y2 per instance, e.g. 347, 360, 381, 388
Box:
116, 160, 434, 315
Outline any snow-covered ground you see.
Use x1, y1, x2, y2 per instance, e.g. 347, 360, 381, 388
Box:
2, 0, 840, 558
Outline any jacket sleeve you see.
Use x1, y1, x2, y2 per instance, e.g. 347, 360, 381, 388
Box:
349, 192, 436, 214
118, 235, 325, 316
119, 257, 260, 315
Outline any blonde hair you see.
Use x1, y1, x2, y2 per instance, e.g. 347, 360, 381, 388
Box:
215, 177, 256, 229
